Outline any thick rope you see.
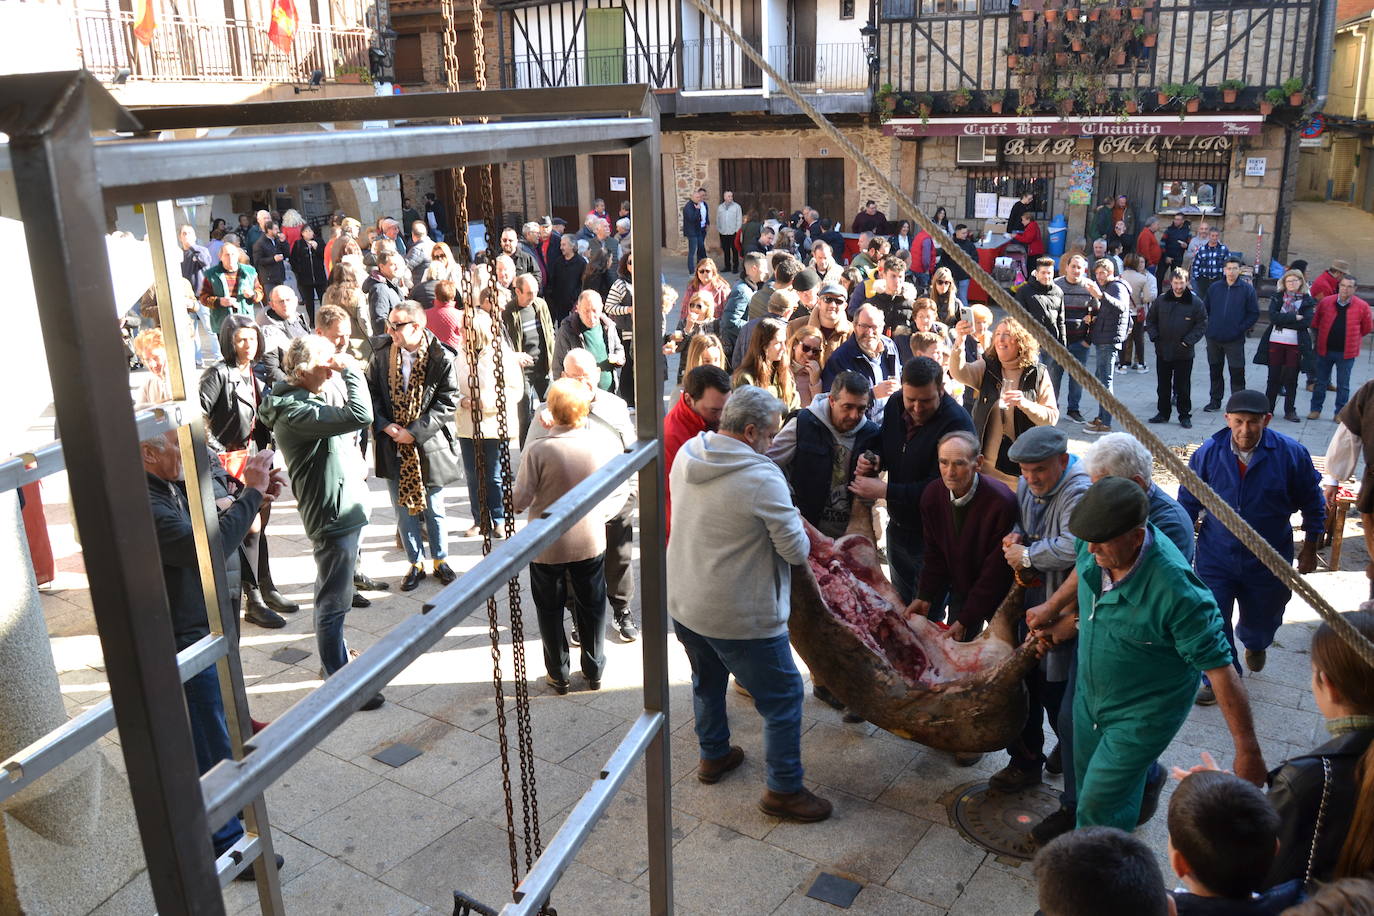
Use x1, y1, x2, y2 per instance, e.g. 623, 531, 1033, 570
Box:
684, 0, 1374, 667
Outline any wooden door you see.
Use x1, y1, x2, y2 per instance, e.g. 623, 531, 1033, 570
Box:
789, 0, 817, 82
720, 158, 791, 225
548, 155, 580, 229
585, 7, 626, 85
806, 159, 844, 225
740, 0, 763, 89
591, 154, 631, 218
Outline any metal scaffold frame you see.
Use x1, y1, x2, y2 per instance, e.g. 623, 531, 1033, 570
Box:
0, 71, 673, 916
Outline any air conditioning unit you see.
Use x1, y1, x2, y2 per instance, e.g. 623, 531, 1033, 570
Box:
955, 136, 1000, 166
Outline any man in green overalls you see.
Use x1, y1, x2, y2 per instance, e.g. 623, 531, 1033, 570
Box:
1035, 477, 1266, 831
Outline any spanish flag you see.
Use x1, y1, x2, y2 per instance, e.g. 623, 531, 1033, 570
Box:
132, 0, 156, 46
267, 0, 298, 53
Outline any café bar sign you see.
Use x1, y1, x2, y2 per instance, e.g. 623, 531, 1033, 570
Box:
882, 114, 1264, 138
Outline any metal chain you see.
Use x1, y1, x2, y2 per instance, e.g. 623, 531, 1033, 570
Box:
1303, 756, 1332, 887
685, 0, 1374, 670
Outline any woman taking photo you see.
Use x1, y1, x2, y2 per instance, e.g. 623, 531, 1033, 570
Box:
1256, 268, 1316, 422
949, 316, 1059, 486
787, 325, 826, 407
199, 314, 296, 628
732, 317, 799, 411
683, 257, 731, 321
453, 309, 524, 538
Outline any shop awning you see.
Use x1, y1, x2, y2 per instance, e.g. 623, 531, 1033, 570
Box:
882, 114, 1266, 138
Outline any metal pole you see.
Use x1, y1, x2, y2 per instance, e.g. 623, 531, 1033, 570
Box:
144, 199, 285, 910
628, 125, 673, 916
4, 72, 223, 913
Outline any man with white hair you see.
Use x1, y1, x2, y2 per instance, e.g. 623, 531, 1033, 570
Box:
257, 285, 312, 382
520, 221, 549, 284
257, 335, 385, 710
380, 216, 407, 254
669, 385, 832, 823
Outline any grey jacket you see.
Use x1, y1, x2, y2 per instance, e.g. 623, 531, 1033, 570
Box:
1013, 457, 1091, 597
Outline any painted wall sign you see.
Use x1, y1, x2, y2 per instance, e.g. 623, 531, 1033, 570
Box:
1095, 135, 1233, 156
883, 116, 1264, 138
1004, 137, 1077, 156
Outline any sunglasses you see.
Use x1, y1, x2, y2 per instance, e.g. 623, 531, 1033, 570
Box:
821, 296, 846, 304
799, 343, 822, 355
389, 320, 416, 331
697, 269, 713, 275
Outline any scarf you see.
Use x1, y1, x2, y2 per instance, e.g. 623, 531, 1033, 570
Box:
388, 341, 431, 515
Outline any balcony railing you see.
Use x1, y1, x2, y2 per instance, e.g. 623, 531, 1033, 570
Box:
501, 40, 868, 92
74, 9, 373, 83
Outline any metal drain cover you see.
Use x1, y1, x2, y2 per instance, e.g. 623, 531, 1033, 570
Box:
948, 780, 1062, 860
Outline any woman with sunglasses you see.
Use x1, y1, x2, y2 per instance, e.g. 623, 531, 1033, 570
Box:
927, 266, 964, 327
683, 257, 731, 322
787, 325, 826, 407
664, 291, 722, 382
409, 241, 458, 310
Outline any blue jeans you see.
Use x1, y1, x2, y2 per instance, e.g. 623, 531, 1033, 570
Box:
956, 279, 970, 307
1311, 353, 1356, 416
672, 621, 805, 793
190, 305, 222, 365
311, 527, 361, 675
183, 666, 245, 855
686, 234, 707, 272
1093, 343, 1119, 425
1049, 341, 1091, 413
385, 478, 448, 564
458, 437, 507, 529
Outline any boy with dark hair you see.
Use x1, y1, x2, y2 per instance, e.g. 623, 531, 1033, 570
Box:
1034, 826, 1169, 916
1167, 771, 1302, 914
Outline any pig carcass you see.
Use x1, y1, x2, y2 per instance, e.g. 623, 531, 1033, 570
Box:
789, 501, 1042, 753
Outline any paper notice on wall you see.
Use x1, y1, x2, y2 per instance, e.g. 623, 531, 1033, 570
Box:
973, 193, 998, 219
610, 177, 627, 191
997, 196, 1019, 219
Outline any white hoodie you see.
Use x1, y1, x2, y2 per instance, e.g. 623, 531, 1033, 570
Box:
668, 431, 809, 640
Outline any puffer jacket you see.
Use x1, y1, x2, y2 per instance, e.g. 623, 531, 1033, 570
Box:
1312, 294, 1373, 359
1146, 287, 1208, 362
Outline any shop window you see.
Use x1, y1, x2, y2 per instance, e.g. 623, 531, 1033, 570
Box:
1156, 148, 1230, 216
963, 166, 1054, 222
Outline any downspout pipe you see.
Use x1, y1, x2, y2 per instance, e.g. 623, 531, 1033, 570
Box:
1307, 0, 1338, 115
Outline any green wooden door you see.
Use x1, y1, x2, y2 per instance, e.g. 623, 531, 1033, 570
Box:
586, 8, 626, 85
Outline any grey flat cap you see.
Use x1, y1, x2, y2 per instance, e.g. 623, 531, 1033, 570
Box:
1069, 476, 1149, 543
1006, 426, 1069, 463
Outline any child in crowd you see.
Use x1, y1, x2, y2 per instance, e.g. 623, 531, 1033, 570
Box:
1166, 770, 1301, 914
1033, 826, 1170, 916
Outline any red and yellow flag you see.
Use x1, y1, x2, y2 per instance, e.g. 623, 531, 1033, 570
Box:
267, 0, 298, 53
132, 0, 156, 46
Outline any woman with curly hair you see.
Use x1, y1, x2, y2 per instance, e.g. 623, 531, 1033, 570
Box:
732, 316, 798, 411
949, 316, 1058, 485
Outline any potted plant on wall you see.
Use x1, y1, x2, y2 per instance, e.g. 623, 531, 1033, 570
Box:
912, 92, 934, 122
1124, 91, 1139, 113
950, 87, 973, 110
1052, 88, 1076, 116
1219, 78, 1246, 104
1085, 0, 1105, 21
1068, 24, 1086, 51
986, 89, 1007, 114
1134, 22, 1158, 47
1179, 82, 1201, 112
1283, 77, 1306, 105
1128, 1, 1148, 20
1261, 87, 1285, 114
1157, 82, 1181, 106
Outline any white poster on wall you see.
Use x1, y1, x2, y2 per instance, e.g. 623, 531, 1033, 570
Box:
609, 177, 627, 191
1245, 157, 1267, 177
997, 196, 1019, 219
973, 193, 998, 219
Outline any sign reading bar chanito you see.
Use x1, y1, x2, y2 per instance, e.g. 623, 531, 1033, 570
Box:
882, 115, 1265, 138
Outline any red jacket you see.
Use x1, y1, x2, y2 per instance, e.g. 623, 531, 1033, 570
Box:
1012, 219, 1045, 257
1312, 294, 1373, 359
1136, 227, 1162, 267
663, 392, 707, 540
911, 230, 935, 274
1310, 270, 1341, 301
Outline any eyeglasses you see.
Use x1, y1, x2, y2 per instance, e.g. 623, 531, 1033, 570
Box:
799, 343, 822, 355
856, 321, 880, 331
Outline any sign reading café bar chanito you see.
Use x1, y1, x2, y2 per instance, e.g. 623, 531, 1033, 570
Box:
882, 114, 1265, 138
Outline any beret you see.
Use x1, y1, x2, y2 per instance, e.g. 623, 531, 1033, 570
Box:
1006, 426, 1069, 463
792, 268, 821, 292
1069, 476, 1149, 543
1225, 389, 1271, 415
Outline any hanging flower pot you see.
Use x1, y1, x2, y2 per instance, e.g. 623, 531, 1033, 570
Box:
1022, 88, 1038, 105
1071, 37, 1085, 50
1111, 50, 1127, 65
1289, 91, 1305, 105
991, 98, 1004, 114
1126, 98, 1138, 113
1142, 32, 1157, 47
1222, 88, 1238, 103
1056, 52, 1071, 66
1057, 97, 1075, 116
1088, 7, 1101, 20
1066, 8, 1079, 20
1129, 4, 1145, 20
1008, 53, 1020, 68
1094, 88, 1109, 105
1022, 9, 1034, 21
1019, 32, 1032, 47
1044, 8, 1059, 21
1157, 90, 1170, 105
1108, 6, 1123, 19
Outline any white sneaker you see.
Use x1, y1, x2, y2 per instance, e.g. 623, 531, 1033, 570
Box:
1115, 365, 1130, 374
1134, 364, 1149, 374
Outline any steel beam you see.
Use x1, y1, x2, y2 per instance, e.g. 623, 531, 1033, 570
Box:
5, 71, 222, 914
127, 84, 657, 131
95, 118, 655, 205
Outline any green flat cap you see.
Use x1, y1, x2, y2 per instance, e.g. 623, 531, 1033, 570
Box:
1007, 426, 1069, 463
1069, 476, 1149, 543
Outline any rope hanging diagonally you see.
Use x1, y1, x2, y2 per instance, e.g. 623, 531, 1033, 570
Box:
683, 0, 1374, 668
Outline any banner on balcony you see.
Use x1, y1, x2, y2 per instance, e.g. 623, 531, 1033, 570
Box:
882, 115, 1265, 139
268, 0, 298, 53
132, 0, 156, 46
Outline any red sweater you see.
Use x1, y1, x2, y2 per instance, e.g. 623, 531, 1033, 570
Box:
1312, 294, 1373, 359
1136, 227, 1162, 267
1310, 270, 1341, 301
663, 393, 707, 540
1012, 219, 1045, 257
916, 473, 1018, 633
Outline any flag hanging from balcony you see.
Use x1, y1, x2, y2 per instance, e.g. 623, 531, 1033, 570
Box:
132, 0, 156, 46
267, 0, 298, 53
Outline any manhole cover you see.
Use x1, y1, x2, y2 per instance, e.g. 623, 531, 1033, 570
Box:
948, 780, 1062, 860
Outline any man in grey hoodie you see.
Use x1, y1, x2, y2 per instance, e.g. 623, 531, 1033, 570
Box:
668, 386, 832, 823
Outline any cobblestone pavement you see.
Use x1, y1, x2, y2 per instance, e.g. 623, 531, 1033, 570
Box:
36, 249, 1372, 915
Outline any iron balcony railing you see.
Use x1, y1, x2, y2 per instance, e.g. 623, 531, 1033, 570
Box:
502, 39, 868, 92
73, 9, 373, 83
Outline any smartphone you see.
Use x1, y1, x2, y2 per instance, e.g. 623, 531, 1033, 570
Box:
959, 305, 973, 327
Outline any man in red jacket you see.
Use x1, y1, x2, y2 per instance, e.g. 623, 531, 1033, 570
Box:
664, 364, 731, 538
1309, 276, 1373, 420
1135, 215, 1162, 271
1309, 258, 1349, 301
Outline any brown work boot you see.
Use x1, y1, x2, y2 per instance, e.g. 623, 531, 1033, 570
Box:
697, 746, 744, 784
758, 787, 833, 822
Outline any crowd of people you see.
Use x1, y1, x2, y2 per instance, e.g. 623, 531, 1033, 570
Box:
127, 192, 1374, 899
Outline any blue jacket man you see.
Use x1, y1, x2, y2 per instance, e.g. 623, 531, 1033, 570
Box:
681, 188, 709, 272
1178, 390, 1323, 679
1201, 258, 1260, 411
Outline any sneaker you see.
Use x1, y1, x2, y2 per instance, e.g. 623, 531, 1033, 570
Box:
758, 787, 833, 822
1147, 414, 1169, 424
1116, 364, 1130, 374
1067, 410, 1085, 423
614, 612, 639, 642
1045, 742, 1063, 775
1245, 648, 1267, 672
698, 746, 745, 784
989, 762, 1043, 793
1134, 364, 1149, 374
351, 592, 371, 608
568, 622, 581, 647
1195, 682, 1217, 706
1083, 419, 1111, 434
1029, 804, 1077, 847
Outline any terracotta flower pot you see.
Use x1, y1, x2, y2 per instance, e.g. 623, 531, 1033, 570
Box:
1143, 33, 1157, 47
1111, 51, 1126, 65
1072, 39, 1085, 50
1129, 5, 1145, 19
1088, 7, 1101, 20
1186, 97, 1200, 112
1126, 99, 1138, 113
1019, 32, 1032, 47
1109, 7, 1123, 19
1044, 8, 1058, 21
1058, 99, 1074, 115
1259, 100, 1273, 114
1022, 9, 1034, 20
1056, 52, 1071, 66
1222, 89, 1237, 103
1290, 92, 1304, 105
1157, 91, 1169, 105
1008, 54, 1020, 67
1066, 8, 1079, 20
991, 100, 1004, 113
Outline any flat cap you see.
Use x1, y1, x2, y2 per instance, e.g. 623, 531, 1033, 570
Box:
1225, 389, 1271, 415
818, 282, 848, 300
1006, 426, 1069, 463
792, 268, 821, 292
1069, 476, 1149, 543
